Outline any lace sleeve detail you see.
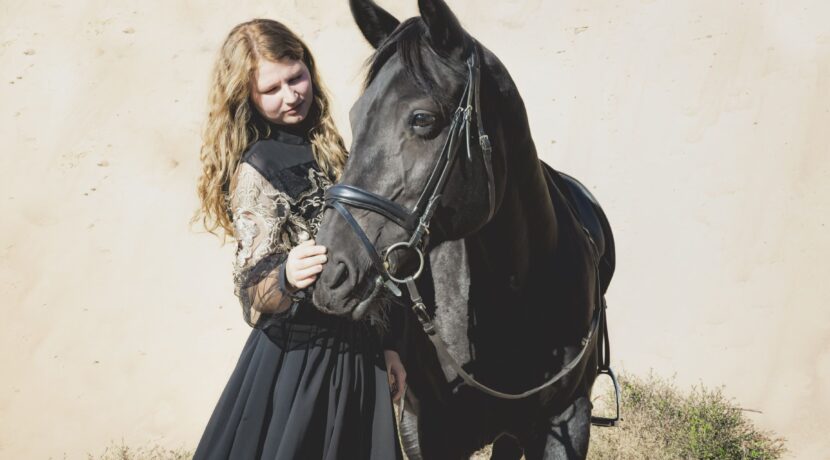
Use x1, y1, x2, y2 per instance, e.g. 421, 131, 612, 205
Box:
230, 162, 296, 327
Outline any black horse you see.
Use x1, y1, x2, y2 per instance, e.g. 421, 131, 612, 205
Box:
313, 1, 616, 458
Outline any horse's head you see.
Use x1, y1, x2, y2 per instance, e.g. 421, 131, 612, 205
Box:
313, 0, 511, 318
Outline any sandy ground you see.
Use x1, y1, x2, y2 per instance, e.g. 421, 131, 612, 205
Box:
1, 0, 828, 458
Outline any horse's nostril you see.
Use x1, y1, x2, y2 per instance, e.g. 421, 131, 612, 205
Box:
329, 261, 349, 290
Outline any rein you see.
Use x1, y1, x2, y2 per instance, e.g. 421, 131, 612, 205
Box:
405, 266, 605, 400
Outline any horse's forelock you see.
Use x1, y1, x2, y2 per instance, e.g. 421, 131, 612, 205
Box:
363, 17, 464, 113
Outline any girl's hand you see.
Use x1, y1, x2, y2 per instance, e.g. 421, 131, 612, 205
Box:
285, 239, 328, 290
384, 349, 407, 402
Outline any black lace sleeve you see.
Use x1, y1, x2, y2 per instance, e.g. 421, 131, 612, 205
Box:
229, 162, 299, 327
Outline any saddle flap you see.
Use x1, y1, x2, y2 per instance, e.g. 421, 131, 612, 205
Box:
540, 163, 605, 257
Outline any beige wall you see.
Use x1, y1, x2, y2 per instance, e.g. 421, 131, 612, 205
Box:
1, 0, 827, 458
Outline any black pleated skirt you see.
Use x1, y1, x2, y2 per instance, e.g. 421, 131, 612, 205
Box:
194, 308, 403, 460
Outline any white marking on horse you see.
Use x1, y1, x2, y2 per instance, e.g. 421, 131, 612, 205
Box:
430, 239, 471, 381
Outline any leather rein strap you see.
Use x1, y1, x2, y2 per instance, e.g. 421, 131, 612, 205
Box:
406, 236, 605, 400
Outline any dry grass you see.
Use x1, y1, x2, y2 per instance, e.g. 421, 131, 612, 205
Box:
89, 374, 785, 460
465, 373, 784, 460
87, 442, 192, 460
589, 373, 785, 459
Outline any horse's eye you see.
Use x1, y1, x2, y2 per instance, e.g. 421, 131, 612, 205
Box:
411, 112, 436, 128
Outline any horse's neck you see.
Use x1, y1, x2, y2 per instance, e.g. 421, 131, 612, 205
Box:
428, 134, 557, 380
480, 57, 558, 282
476, 129, 557, 290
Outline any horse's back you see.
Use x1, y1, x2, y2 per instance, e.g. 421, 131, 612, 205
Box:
540, 161, 616, 294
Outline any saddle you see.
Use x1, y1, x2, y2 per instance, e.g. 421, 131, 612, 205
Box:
540, 161, 616, 294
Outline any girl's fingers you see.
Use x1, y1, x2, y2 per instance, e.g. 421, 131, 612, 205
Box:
294, 265, 324, 280
293, 275, 317, 289
285, 240, 327, 286
296, 244, 327, 258
394, 371, 406, 401
295, 254, 328, 270
390, 368, 405, 402
288, 240, 314, 257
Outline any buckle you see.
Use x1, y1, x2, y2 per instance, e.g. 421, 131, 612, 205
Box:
479, 134, 492, 154
411, 301, 434, 335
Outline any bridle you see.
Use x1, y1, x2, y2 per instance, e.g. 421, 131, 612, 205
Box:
323, 44, 618, 418
324, 44, 495, 296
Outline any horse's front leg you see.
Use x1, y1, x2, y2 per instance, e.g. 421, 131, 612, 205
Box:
522, 395, 593, 460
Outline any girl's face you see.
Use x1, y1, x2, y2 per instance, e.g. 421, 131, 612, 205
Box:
250, 57, 313, 126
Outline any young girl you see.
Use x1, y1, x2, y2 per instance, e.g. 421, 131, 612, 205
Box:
192, 18, 405, 459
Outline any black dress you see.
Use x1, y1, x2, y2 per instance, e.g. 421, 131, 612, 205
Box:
194, 126, 403, 460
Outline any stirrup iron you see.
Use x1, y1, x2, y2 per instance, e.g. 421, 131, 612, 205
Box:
591, 367, 621, 427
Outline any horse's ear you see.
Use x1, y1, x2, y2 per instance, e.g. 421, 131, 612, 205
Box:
350, 0, 401, 49
418, 0, 468, 54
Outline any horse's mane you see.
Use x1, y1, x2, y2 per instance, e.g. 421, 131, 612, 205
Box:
364, 17, 463, 112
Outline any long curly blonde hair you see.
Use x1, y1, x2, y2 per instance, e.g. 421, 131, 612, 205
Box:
193, 19, 348, 240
